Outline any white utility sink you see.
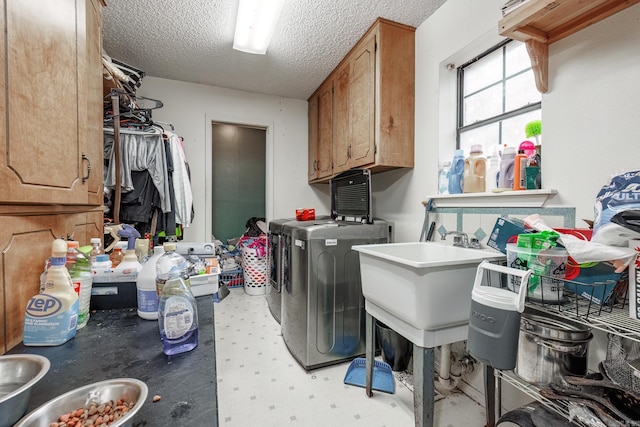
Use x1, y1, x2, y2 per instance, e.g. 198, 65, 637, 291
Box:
353, 242, 505, 348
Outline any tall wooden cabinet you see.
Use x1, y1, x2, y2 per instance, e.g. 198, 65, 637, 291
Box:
0, 0, 104, 353
308, 80, 334, 181
308, 18, 415, 183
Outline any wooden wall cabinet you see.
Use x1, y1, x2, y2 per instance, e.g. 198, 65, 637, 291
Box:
0, 0, 103, 205
308, 80, 334, 181
308, 18, 415, 183
0, 0, 104, 353
499, 0, 640, 93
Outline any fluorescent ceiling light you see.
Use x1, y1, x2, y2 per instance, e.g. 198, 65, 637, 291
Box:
233, 0, 284, 55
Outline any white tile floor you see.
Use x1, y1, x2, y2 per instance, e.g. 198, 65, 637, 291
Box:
214, 288, 488, 427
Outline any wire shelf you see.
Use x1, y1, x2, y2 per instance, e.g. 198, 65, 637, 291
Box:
482, 264, 640, 342
524, 271, 640, 342
486, 264, 640, 426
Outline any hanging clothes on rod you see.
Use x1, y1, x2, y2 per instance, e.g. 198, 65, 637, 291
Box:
103, 130, 172, 213
164, 131, 194, 227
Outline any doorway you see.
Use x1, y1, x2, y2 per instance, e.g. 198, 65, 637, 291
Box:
211, 123, 266, 242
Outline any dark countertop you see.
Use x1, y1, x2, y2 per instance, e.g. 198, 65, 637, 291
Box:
9, 296, 218, 426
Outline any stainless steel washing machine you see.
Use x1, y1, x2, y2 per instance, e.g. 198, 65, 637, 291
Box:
266, 218, 292, 324
267, 217, 331, 324
281, 219, 388, 369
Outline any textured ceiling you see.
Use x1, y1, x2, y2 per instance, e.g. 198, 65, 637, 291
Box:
102, 0, 447, 100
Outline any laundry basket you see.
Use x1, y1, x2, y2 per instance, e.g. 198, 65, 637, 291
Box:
240, 236, 268, 296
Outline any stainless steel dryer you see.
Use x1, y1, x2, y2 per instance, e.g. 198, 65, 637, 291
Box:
281, 220, 388, 369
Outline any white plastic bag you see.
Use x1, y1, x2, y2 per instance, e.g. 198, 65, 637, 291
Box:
593, 170, 640, 246
524, 214, 636, 273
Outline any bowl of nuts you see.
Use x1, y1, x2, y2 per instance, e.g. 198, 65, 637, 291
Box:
14, 378, 148, 427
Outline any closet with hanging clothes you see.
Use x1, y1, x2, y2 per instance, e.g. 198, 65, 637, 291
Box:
102, 55, 194, 243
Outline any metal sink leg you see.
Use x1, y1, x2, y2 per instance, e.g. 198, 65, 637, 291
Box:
365, 312, 375, 397
413, 344, 435, 427
364, 312, 435, 427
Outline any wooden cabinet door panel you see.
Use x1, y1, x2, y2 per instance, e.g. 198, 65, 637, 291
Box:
308, 95, 319, 181
316, 83, 333, 178
348, 35, 376, 168
81, 0, 104, 206
2, 0, 86, 205
0, 208, 103, 353
332, 64, 350, 174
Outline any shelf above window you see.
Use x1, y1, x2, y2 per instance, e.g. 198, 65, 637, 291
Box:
498, 0, 640, 93
423, 189, 557, 208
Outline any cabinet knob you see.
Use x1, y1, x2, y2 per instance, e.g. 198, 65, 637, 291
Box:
82, 153, 91, 183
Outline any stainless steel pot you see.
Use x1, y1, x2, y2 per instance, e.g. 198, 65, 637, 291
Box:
515, 310, 592, 386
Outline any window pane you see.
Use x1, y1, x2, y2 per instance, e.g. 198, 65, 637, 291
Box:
463, 84, 503, 125
459, 122, 499, 155
505, 42, 530, 77
464, 48, 503, 95
505, 70, 541, 111
501, 110, 541, 148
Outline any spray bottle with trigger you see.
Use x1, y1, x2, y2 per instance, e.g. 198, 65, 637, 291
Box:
113, 224, 143, 274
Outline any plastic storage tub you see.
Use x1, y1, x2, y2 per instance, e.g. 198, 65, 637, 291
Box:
506, 244, 568, 303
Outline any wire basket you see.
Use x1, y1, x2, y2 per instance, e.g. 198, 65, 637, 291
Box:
219, 268, 243, 288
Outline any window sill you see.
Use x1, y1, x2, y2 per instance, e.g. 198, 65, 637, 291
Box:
423, 189, 557, 208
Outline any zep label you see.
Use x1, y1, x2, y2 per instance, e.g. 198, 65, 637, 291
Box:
23, 294, 78, 346
26, 294, 63, 317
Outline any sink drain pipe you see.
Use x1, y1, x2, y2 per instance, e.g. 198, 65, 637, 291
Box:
437, 344, 475, 390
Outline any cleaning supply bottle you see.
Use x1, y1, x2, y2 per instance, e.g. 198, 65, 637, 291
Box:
91, 254, 112, 275
135, 238, 150, 263
89, 237, 104, 264
24, 239, 79, 346
498, 146, 516, 189
463, 144, 486, 193
66, 240, 93, 329
158, 276, 198, 355
156, 242, 191, 297
513, 149, 528, 191
485, 146, 501, 192
438, 161, 451, 195
447, 149, 465, 194
137, 245, 165, 320
113, 224, 143, 274
109, 245, 124, 268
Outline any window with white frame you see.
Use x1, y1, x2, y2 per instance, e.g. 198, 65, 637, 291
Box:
457, 39, 541, 157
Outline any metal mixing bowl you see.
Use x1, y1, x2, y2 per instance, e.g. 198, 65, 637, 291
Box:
0, 354, 50, 427
14, 378, 148, 427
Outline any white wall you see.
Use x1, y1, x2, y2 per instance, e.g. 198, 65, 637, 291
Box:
137, 79, 330, 242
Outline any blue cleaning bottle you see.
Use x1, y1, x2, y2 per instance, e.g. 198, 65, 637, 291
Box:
448, 149, 465, 194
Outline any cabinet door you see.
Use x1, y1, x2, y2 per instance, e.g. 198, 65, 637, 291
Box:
316, 82, 333, 179
0, 207, 103, 353
332, 64, 350, 174
308, 95, 319, 181
348, 34, 376, 168
80, 0, 104, 206
1, 0, 95, 205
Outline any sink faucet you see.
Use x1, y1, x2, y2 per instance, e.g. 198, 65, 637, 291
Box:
441, 231, 469, 248
441, 231, 482, 249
